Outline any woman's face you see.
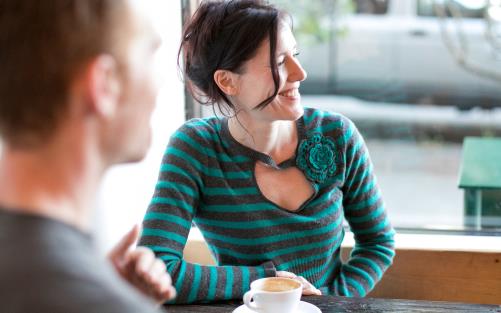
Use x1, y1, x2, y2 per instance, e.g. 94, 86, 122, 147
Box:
231, 22, 307, 123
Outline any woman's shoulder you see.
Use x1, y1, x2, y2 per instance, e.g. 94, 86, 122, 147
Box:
172, 116, 224, 143
302, 107, 356, 137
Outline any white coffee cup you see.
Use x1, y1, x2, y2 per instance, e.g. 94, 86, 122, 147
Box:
243, 277, 302, 313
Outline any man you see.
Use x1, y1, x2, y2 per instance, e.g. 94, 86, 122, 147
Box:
0, 0, 175, 312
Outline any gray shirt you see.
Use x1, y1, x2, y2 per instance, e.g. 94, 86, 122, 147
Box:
0, 209, 165, 313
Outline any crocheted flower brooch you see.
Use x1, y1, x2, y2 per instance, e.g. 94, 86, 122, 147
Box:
296, 133, 337, 184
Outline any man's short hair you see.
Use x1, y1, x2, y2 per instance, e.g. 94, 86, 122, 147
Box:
0, 0, 129, 147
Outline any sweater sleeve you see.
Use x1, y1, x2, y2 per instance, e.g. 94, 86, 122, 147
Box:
138, 122, 276, 304
331, 117, 395, 297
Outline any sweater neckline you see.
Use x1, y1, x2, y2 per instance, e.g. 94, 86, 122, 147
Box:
221, 115, 307, 170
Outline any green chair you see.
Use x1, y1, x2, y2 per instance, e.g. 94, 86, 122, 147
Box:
458, 137, 501, 229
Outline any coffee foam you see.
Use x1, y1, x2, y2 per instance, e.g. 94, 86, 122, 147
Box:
260, 278, 300, 292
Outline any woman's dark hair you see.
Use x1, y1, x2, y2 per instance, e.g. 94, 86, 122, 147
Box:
179, 0, 288, 114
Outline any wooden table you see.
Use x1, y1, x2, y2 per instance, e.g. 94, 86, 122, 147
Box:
165, 295, 501, 312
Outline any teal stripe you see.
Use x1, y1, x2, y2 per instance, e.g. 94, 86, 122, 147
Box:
347, 205, 384, 223
144, 212, 191, 229
345, 178, 376, 200
342, 133, 362, 162
203, 202, 276, 213
339, 272, 351, 296
309, 188, 338, 207
205, 187, 259, 197
173, 131, 210, 155
347, 156, 371, 186
142, 228, 187, 245
207, 267, 217, 301
224, 267, 234, 299
188, 265, 202, 303
186, 117, 218, 129
346, 277, 366, 296
143, 245, 182, 258
174, 262, 187, 292
165, 261, 177, 274
241, 267, 250, 293
159, 255, 179, 262
160, 164, 202, 188
345, 191, 381, 211
183, 120, 216, 142
256, 267, 265, 277
196, 199, 341, 229
353, 247, 393, 266
353, 219, 389, 235
350, 161, 372, 186
215, 234, 341, 260
155, 181, 197, 198
372, 243, 396, 257
167, 147, 252, 179
165, 147, 204, 174
352, 257, 383, 279
343, 120, 356, 144
345, 265, 375, 288
150, 197, 194, 215
353, 243, 395, 260
195, 216, 298, 229
201, 218, 342, 246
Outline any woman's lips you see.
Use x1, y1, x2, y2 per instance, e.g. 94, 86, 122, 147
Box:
279, 88, 299, 98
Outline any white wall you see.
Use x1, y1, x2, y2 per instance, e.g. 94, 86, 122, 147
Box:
94, 0, 185, 252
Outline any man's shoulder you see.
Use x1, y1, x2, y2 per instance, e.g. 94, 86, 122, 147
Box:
0, 257, 163, 313
0, 211, 163, 313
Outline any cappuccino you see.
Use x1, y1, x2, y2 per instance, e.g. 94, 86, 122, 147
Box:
261, 278, 301, 292
244, 277, 302, 313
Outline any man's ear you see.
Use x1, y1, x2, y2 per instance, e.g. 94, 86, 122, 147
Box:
213, 69, 239, 96
86, 55, 122, 118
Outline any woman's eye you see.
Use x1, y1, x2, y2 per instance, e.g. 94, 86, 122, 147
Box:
278, 59, 285, 66
293, 52, 300, 58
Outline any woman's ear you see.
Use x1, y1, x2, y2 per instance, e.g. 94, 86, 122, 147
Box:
213, 69, 239, 96
85, 54, 122, 118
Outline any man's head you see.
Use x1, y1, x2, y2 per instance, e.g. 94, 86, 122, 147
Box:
0, 0, 160, 163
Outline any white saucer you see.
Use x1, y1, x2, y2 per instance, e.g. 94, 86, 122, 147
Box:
232, 301, 321, 313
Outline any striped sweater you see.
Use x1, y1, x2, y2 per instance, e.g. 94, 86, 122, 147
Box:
139, 107, 395, 304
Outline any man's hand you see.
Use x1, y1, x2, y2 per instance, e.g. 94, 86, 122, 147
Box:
276, 271, 322, 296
108, 225, 176, 304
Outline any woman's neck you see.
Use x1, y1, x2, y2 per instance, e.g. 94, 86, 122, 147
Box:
228, 114, 298, 164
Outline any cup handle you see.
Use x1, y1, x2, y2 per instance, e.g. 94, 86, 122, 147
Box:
243, 290, 261, 312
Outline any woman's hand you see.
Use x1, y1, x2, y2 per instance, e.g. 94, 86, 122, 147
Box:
108, 225, 176, 304
276, 271, 322, 296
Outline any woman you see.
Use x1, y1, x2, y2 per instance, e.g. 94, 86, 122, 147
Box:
139, 0, 395, 303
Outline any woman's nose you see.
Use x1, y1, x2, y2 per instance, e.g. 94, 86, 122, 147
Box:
286, 56, 307, 82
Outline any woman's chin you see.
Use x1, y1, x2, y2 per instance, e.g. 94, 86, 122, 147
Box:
283, 101, 304, 120
269, 98, 304, 120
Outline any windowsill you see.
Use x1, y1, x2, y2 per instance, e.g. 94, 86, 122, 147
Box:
187, 227, 501, 253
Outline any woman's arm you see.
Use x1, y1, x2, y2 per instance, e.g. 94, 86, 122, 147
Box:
331, 118, 395, 297
138, 122, 275, 304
